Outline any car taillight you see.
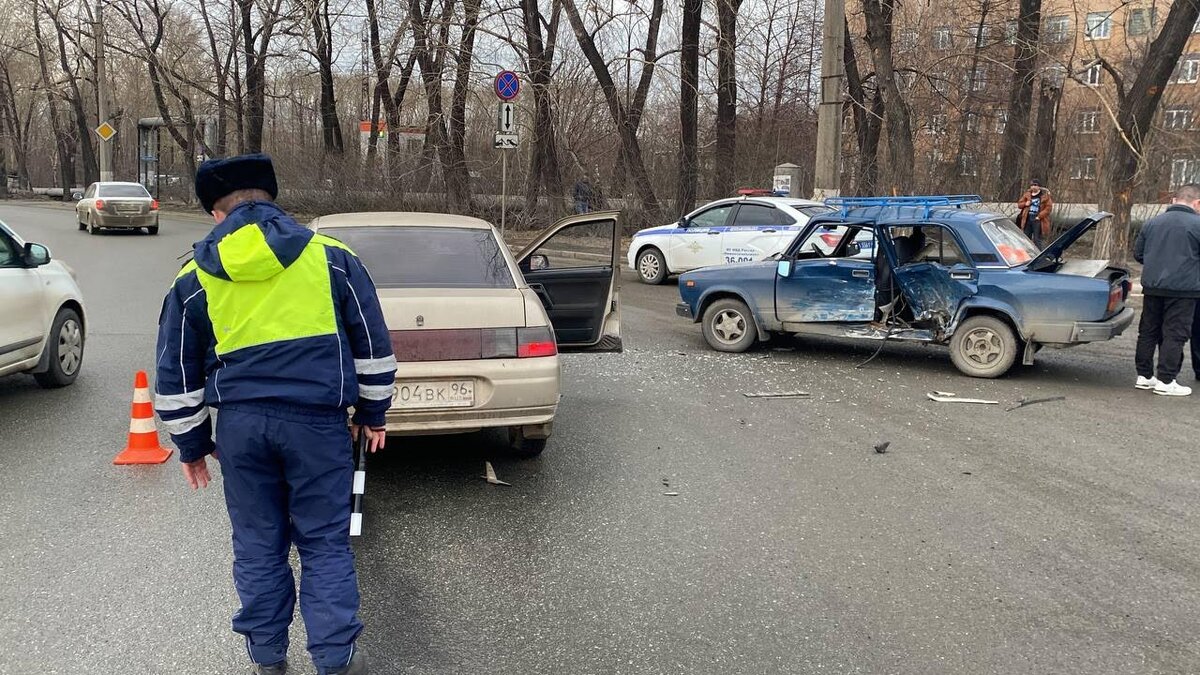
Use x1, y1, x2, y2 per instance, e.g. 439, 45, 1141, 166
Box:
95, 199, 105, 209
150, 200, 159, 210
517, 326, 557, 358
1107, 285, 1123, 314
481, 328, 517, 359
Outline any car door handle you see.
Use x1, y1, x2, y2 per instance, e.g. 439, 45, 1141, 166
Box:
950, 271, 975, 280
851, 269, 870, 278
762, 229, 777, 233
706, 231, 720, 236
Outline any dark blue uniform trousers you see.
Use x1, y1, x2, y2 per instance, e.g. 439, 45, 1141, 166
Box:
215, 404, 362, 673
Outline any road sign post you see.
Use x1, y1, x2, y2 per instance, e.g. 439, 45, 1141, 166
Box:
493, 72, 521, 236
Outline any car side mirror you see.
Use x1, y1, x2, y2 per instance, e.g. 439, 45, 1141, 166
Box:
678, 217, 690, 228
71, 191, 83, 201
776, 260, 792, 278
845, 242, 862, 257
24, 243, 50, 267
529, 254, 549, 271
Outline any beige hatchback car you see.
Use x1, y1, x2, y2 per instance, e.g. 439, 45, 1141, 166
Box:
310, 211, 622, 457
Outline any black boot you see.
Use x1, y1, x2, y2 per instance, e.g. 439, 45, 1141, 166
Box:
326, 648, 367, 675
253, 660, 288, 675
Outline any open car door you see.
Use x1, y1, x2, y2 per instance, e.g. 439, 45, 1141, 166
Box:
517, 211, 623, 352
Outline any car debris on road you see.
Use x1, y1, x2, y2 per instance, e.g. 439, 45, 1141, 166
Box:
743, 391, 811, 399
482, 461, 511, 486
926, 391, 1000, 404
1005, 395, 1067, 412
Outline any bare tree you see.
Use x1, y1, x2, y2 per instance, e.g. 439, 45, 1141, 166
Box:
844, 18, 882, 195
861, 0, 913, 193
677, 0, 701, 215
520, 0, 565, 212
1091, 0, 1200, 259
995, 0, 1041, 200
712, 0, 741, 197
240, 0, 285, 153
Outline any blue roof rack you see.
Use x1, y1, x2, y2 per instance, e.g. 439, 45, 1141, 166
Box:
824, 195, 982, 219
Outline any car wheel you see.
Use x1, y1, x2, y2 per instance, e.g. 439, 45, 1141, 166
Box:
147, 225, 159, 235
701, 298, 758, 353
508, 427, 547, 458
635, 247, 668, 285
34, 308, 84, 388
949, 315, 1017, 378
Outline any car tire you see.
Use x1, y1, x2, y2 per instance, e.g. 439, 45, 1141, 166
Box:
147, 225, 159, 235
34, 308, 84, 389
77, 216, 87, 231
635, 247, 668, 285
701, 298, 758, 353
508, 427, 547, 458
949, 315, 1017, 379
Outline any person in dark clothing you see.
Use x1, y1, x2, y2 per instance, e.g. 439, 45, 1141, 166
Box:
1016, 179, 1054, 247
573, 177, 593, 214
1133, 183, 1200, 396
1192, 303, 1200, 382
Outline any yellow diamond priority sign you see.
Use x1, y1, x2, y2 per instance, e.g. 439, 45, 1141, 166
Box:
95, 122, 116, 142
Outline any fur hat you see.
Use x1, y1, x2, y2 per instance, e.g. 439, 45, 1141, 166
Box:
194, 153, 278, 214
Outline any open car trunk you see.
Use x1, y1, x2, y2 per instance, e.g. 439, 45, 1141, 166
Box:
1025, 212, 1131, 312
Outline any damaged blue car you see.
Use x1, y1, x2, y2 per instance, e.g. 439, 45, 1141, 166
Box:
675, 196, 1134, 378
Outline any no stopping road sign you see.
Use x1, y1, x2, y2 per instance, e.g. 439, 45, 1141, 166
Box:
495, 71, 520, 101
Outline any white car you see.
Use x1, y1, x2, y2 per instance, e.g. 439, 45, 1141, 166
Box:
0, 221, 86, 387
627, 196, 838, 284
310, 211, 621, 457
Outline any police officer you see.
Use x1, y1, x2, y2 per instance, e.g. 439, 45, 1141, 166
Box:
154, 154, 395, 674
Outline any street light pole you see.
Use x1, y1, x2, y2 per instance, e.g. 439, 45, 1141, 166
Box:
96, 0, 113, 182
812, 0, 845, 200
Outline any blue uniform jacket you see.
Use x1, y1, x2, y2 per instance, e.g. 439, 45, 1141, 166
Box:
154, 201, 396, 462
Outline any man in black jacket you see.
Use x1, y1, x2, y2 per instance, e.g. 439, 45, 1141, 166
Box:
1134, 183, 1200, 396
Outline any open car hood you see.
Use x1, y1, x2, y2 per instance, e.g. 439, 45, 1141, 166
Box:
1026, 212, 1111, 271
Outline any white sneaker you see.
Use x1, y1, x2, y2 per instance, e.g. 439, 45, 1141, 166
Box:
1153, 380, 1193, 397
1135, 376, 1162, 390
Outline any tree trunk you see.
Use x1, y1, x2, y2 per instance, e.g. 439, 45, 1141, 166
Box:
410, 0, 455, 200
713, 0, 742, 198
1093, 0, 1200, 260
843, 19, 881, 196
311, 0, 343, 154
47, 14, 97, 185
445, 0, 480, 208
521, 0, 565, 212
861, 0, 914, 193
945, 2, 991, 192
561, 0, 660, 219
239, 0, 279, 153
1032, 77, 1061, 214
996, 0, 1041, 200
32, 9, 74, 198
676, 0, 701, 215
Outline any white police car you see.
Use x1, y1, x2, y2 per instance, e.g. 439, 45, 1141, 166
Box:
627, 196, 841, 284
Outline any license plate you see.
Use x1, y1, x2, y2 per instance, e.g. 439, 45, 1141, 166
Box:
117, 206, 140, 214
393, 380, 475, 409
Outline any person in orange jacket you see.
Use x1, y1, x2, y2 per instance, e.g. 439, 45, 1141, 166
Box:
1017, 179, 1054, 247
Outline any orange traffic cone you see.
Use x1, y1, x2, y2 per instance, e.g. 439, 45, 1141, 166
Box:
113, 370, 174, 465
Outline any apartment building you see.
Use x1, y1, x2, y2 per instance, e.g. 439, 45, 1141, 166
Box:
849, 1, 1200, 201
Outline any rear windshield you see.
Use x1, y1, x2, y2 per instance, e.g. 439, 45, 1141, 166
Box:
980, 218, 1039, 266
99, 184, 151, 198
323, 226, 515, 289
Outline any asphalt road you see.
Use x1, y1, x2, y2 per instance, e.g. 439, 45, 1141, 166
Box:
1, 201, 1199, 674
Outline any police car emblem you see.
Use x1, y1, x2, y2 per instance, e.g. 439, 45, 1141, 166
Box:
416, 315, 424, 327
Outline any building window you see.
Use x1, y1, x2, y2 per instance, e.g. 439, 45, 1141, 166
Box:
1172, 158, 1200, 187
1165, 108, 1193, 131
1071, 156, 1098, 180
965, 112, 980, 133
968, 24, 991, 47
930, 71, 949, 97
1084, 63, 1103, 86
1078, 110, 1100, 133
1045, 15, 1070, 43
959, 153, 978, 177
995, 109, 1008, 134
1086, 12, 1113, 40
898, 29, 918, 51
928, 113, 948, 135
1128, 8, 1156, 37
971, 67, 989, 91
933, 27, 952, 50
1005, 20, 1018, 45
1176, 56, 1200, 84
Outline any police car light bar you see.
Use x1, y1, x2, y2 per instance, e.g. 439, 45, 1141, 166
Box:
824, 195, 982, 219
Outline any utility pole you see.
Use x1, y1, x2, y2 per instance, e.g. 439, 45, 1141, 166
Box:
812, 0, 845, 200
95, 0, 113, 182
